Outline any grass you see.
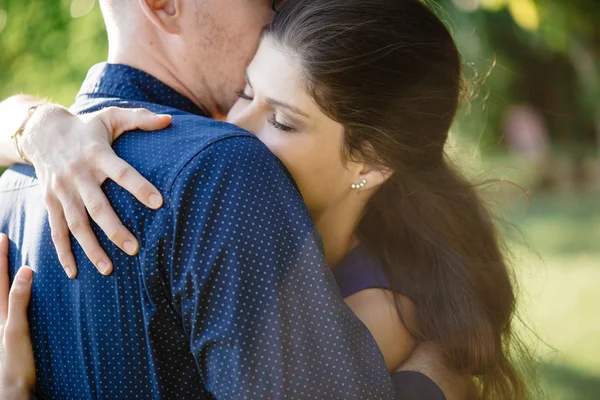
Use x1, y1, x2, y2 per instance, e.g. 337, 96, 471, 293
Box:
505, 193, 600, 399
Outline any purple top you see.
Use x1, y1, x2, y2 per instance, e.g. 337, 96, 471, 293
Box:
334, 245, 447, 400
333, 244, 396, 298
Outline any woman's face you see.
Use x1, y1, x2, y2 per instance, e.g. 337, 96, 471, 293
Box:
227, 38, 360, 216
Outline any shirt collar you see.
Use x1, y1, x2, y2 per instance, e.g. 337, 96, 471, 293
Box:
76, 63, 208, 117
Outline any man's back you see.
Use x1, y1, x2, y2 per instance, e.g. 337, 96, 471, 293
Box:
0, 84, 254, 398
0, 64, 393, 399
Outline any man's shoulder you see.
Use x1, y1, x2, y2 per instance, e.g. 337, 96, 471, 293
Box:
75, 97, 256, 149
154, 114, 277, 188
167, 111, 254, 150
78, 100, 270, 191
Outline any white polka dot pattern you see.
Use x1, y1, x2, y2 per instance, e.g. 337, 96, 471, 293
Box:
0, 63, 394, 399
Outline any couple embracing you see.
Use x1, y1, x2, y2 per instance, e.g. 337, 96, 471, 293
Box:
0, 0, 532, 399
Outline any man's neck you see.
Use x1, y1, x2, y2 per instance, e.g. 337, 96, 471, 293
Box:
107, 46, 219, 118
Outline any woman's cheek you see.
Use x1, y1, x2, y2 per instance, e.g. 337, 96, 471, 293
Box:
258, 132, 286, 157
262, 135, 324, 208
270, 141, 307, 179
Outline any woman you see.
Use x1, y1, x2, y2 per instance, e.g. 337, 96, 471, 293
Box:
0, 0, 534, 398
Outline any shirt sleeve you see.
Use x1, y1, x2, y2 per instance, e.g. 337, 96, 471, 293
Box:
391, 371, 447, 400
155, 136, 393, 399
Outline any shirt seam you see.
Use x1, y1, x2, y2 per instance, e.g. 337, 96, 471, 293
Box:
140, 134, 265, 315
164, 134, 258, 194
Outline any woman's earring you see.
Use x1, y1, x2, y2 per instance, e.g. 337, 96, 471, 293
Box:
351, 179, 367, 189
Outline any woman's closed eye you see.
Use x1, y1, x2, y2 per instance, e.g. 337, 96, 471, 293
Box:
268, 115, 295, 132
234, 89, 296, 132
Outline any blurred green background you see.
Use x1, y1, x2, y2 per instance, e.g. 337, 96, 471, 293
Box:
1, 0, 599, 398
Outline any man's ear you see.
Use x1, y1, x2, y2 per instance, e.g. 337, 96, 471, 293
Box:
139, 0, 181, 34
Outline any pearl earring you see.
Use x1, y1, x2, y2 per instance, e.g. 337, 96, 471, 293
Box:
351, 179, 367, 189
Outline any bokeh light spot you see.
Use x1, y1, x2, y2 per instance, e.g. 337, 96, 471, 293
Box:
71, 0, 96, 18
479, 0, 508, 12
451, 0, 479, 12
0, 10, 7, 33
508, 0, 540, 31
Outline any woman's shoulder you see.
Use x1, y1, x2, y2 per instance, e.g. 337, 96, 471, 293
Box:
333, 245, 417, 325
336, 245, 474, 400
335, 245, 418, 372
344, 287, 417, 372
346, 289, 471, 400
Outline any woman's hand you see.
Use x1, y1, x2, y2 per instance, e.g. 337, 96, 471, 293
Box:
0, 234, 36, 400
20, 105, 171, 278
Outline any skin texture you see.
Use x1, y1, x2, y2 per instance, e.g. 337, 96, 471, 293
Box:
344, 289, 417, 372
104, 0, 276, 117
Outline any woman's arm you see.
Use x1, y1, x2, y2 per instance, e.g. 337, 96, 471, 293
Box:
0, 95, 171, 278
345, 288, 474, 400
344, 288, 417, 372
0, 95, 45, 166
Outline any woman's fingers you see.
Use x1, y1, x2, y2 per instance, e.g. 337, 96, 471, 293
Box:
5, 267, 32, 342
45, 192, 78, 278
0, 265, 37, 395
95, 150, 163, 210
0, 234, 10, 318
76, 176, 139, 257
100, 107, 171, 140
93, 107, 166, 209
55, 188, 113, 276
20, 106, 169, 279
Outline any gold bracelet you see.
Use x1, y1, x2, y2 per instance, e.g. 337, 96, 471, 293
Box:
10, 104, 42, 164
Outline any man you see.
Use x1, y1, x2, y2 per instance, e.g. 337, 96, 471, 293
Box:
0, 1, 393, 398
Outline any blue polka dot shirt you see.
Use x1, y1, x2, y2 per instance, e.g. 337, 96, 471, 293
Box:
0, 63, 393, 399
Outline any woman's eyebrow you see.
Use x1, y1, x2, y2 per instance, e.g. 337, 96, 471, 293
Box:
265, 98, 309, 118
245, 70, 309, 118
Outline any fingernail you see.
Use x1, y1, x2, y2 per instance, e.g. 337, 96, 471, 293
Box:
156, 114, 171, 119
64, 265, 76, 279
16, 267, 33, 283
149, 193, 163, 209
124, 241, 137, 255
98, 261, 111, 275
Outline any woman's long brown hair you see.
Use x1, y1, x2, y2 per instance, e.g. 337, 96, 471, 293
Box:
268, 0, 536, 398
